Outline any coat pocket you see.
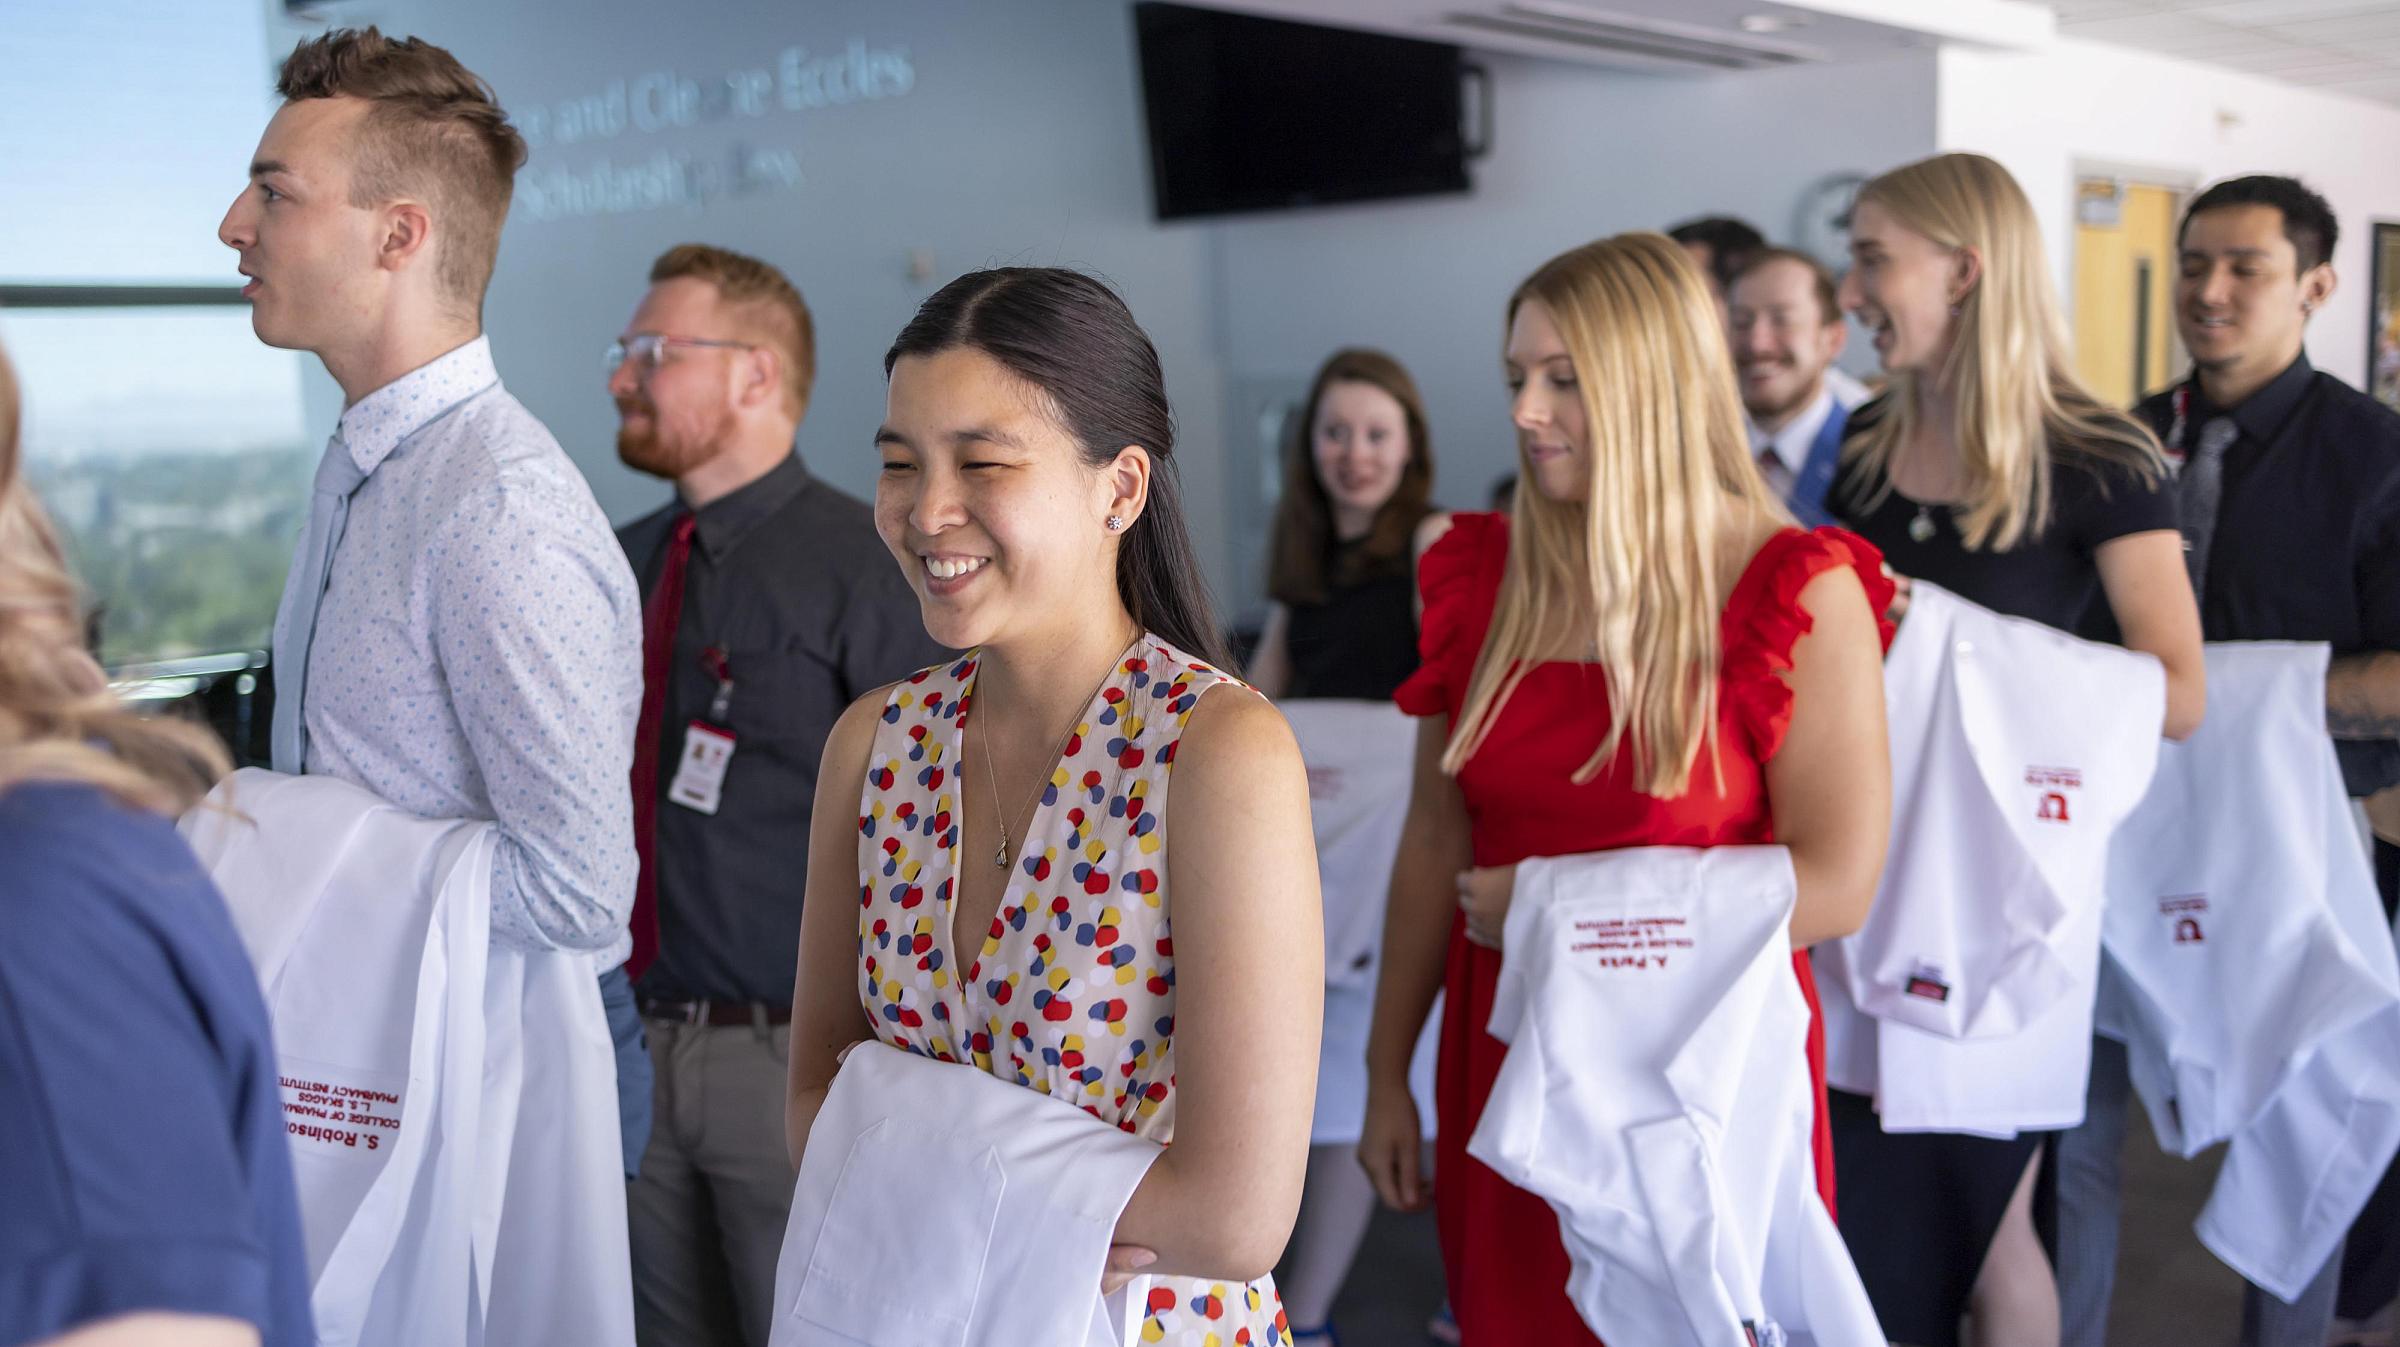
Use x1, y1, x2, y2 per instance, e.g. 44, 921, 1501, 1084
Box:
790, 1116, 1005, 1346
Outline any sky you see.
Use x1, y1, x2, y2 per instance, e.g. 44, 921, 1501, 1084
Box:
1, 0, 308, 458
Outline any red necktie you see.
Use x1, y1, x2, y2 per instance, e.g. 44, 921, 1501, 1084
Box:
626, 512, 697, 982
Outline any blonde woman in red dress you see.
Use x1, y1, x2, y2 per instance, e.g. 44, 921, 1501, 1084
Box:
1357, 233, 1897, 1344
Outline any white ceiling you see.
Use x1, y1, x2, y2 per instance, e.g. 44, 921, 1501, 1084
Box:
2052, 0, 2400, 108
1205, 0, 2400, 109
1190, 0, 2053, 75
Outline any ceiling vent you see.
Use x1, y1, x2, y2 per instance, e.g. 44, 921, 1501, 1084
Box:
1438, 1, 1826, 71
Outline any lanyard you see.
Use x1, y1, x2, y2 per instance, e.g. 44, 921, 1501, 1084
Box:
674, 540, 735, 723
2165, 383, 2192, 463
700, 644, 735, 723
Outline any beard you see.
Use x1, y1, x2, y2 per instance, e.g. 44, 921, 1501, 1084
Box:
1739, 363, 1815, 423
615, 403, 728, 481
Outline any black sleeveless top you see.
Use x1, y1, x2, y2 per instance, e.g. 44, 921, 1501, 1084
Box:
1284, 540, 1421, 702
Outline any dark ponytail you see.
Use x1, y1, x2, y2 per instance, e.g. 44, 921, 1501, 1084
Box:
885, 268, 1233, 671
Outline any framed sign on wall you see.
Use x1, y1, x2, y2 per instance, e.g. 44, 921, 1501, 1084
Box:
2372, 221, 2400, 414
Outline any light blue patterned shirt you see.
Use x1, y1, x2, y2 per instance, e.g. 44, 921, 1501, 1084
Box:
287, 336, 642, 958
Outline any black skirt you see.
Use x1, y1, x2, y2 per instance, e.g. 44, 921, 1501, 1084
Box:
1828, 1088, 2043, 1347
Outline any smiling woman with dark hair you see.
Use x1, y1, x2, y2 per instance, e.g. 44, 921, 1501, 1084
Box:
783, 267, 1322, 1343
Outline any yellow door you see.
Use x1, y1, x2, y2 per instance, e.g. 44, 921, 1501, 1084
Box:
2074, 179, 2182, 407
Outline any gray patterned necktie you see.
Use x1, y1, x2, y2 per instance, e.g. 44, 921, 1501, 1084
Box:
270, 435, 367, 774
2178, 416, 2238, 598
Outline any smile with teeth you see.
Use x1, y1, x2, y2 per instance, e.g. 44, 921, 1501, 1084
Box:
924, 556, 989, 580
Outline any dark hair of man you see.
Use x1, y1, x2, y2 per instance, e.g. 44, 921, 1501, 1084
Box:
1264, 349, 1435, 607
2179, 175, 2340, 273
275, 27, 528, 311
1666, 215, 1769, 292
649, 244, 817, 419
885, 268, 1233, 669
1730, 247, 1843, 327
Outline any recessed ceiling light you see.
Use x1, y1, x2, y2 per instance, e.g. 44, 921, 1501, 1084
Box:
1739, 12, 1807, 33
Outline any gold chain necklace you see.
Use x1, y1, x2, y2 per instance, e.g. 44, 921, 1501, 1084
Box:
974, 647, 1127, 871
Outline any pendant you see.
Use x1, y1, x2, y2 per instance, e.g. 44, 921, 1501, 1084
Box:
1907, 506, 1937, 544
995, 842, 1009, 870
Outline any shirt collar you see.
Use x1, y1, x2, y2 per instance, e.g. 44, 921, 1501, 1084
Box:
336, 336, 501, 476
2219, 352, 2317, 446
1750, 385, 1837, 472
692, 451, 813, 562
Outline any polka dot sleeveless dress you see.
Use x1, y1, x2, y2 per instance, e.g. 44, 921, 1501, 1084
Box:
855, 632, 1292, 1346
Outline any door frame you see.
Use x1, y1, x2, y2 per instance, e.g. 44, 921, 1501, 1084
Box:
2070, 158, 2202, 400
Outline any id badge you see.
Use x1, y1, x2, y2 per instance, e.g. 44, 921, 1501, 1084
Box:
668, 721, 737, 815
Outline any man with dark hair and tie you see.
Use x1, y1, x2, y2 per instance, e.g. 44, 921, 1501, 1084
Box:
607, 242, 944, 1347
2057, 174, 2400, 1347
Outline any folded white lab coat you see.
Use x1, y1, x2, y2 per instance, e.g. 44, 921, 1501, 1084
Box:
183, 768, 632, 1347
769, 1043, 1164, 1347
1285, 699, 1416, 990
1818, 583, 2164, 1136
1470, 845, 1881, 1347
2098, 642, 2400, 1300
1283, 699, 1439, 1145
477, 939, 636, 1346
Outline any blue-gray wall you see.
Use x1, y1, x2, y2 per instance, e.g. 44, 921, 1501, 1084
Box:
266, 0, 1937, 614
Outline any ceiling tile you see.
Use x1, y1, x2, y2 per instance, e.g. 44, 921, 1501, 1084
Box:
2061, 12, 2259, 53
2279, 11, 2400, 43
2183, 0, 2397, 23
2311, 68, 2400, 89
2060, 12, 2211, 40
2051, 0, 2164, 20
2213, 45, 2354, 71
2056, 0, 2400, 110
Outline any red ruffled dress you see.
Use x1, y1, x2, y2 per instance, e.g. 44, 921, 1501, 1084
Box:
1393, 514, 1895, 1345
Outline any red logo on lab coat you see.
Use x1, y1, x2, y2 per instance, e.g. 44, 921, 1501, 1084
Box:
2028, 766, 2081, 823
1905, 962, 1952, 1003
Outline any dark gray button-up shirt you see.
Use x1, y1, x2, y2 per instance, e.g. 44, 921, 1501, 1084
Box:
618, 452, 949, 1005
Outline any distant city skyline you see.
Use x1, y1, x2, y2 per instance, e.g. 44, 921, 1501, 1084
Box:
4, 1, 310, 664
3, 2, 309, 461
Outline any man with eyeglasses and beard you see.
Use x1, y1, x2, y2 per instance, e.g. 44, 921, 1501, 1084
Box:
1727, 247, 1859, 526
607, 243, 943, 1347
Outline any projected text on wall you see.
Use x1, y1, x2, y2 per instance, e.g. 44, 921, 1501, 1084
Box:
515, 37, 916, 222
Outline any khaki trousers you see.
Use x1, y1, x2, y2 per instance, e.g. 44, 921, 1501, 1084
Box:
628, 1017, 795, 1347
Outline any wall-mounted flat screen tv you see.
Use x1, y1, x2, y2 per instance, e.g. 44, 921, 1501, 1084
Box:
1134, 3, 1477, 221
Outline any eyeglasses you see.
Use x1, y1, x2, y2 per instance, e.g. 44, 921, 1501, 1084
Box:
604, 333, 755, 377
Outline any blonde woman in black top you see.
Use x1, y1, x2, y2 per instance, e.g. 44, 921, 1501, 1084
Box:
1828, 151, 2204, 1347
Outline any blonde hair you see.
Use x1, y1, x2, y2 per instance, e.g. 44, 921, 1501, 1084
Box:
0, 342, 230, 814
1843, 153, 2163, 550
1444, 232, 1787, 798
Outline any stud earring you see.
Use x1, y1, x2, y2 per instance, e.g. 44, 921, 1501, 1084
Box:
1105, 515, 1124, 532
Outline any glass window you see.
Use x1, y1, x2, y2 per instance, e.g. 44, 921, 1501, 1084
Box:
3, 1, 311, 669
3, 308, 311, 666
0, 0, 281, 284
